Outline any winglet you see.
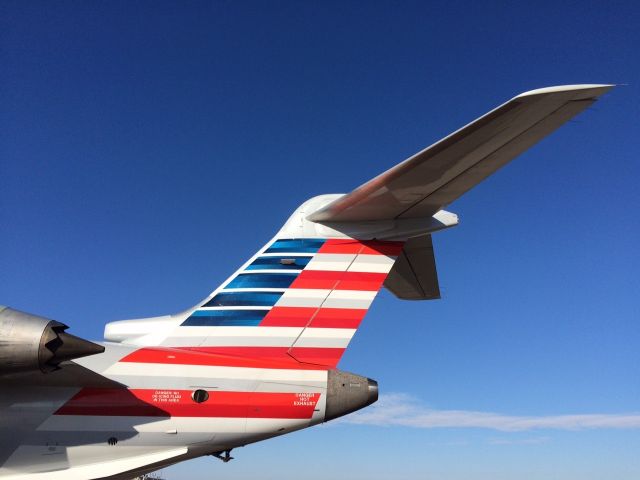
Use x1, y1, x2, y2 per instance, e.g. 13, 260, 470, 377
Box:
515, 84, 615, 99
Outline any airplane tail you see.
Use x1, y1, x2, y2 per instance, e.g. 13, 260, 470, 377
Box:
104, 195, 415, 368
105, 85, 613, 368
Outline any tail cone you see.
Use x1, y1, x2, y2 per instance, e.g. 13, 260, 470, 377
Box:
40, 320, 105, 371
51, 331, 105, 364
325, 370, 379, 422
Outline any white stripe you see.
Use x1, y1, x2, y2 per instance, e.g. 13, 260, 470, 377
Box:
275, 288, 330, 308
106, 362, 327, 382
275, 288, 377, 309
163, 326, 354, 348
348, 254, 396, 273
297, 328, 357, 339
304, 254, 356, 272
192, 337, 350, 349
104, 377, 324, 392
169, 326, 354, 340
305, 253, 395, 273
170, 326, 304, 338
293, 336, 355, 348
323, 289, 377, 309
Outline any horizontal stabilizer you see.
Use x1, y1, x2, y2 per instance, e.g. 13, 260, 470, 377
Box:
308, 84, 614, 223
384, 234, 440, 300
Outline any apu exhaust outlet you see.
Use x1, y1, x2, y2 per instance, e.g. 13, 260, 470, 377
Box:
324, 369, 378, 422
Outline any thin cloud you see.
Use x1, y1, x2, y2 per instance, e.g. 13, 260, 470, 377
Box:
341, 393, 640, 432
487, 436, 550, 445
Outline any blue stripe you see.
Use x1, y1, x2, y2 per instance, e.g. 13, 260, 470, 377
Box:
265, 239, 325, 254
245, 256, 311, 271
182, 309, 268, 326
204, 291, 284, 307
226, 273, 298, 289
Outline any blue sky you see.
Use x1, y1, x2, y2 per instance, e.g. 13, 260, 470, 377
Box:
1, 1, 639, 479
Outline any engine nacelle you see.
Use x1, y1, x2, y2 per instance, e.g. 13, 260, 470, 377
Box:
0, 306, 105, 376
324, 369, 378, 422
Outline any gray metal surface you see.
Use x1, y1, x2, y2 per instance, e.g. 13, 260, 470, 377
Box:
0, 307, 105, 376
384, 234, 441, 300
324, 369, 378, 422
0, 307, 56, 375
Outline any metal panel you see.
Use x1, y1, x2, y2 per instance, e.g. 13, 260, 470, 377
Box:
384, 234, 440, 300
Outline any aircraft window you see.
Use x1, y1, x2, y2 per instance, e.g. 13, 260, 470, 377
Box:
204, 291, 283, 307
182, 309, 268, 326
245, 256, 310, 270
192, 389, 209, 403
226, 273, 298, 289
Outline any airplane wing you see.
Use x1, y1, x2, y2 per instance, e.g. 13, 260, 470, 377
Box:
308, 84, 613, 223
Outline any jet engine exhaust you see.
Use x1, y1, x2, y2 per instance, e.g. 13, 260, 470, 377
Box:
0, 306, 105, 376
324, 369, 379, 422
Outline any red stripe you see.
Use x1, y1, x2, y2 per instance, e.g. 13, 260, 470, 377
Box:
311, 308, 367, 328
183, 346, 345, 368
260, 306, 365, 329
120, 346, 342, 369
318, 239, 404, 256
291, 270, 387, 291
55, 388, 321, 419
287, 346, 343, 367
260, 306, 316, 327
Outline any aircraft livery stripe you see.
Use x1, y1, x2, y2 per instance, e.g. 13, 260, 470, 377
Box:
182, 310, 268, 326
54, 389, 321, 419
163, 237, 404, 367
275, 289, 377, 309
184, 307, 368, 329
264, 238, 326, 254
290, 270, 387, 291
187, 307, 371, 328
188, 346, 344, 367
204, 291, 284, 307
246, 256, 312, 270
106, 361, 327, 382
259, 306, 366, 328
167, 325, 353, 339
99, 376, 323, 393
317, 239, 404, 256
120, 346, 341, 369
304, 253, 396, 273
226, 273, 299, 289
346, 254, 397, 272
